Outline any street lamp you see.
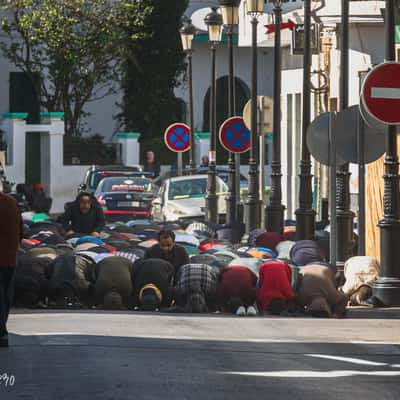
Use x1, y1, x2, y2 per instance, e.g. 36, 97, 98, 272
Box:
265, 0, 286, 234
245, 0, 264, 233
204, 7, 223, 224
219, 0, 240, 225
180, 18, 197, 175
336, 0, 355, 263
295, 0, 316, 240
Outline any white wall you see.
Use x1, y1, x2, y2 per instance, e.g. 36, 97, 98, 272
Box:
49, 165, 90, 213
175, 40, 275, 132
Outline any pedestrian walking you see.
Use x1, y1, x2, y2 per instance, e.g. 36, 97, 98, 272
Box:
143, 151, 161, 178
0, 190, 23, 347
59, 192, 105, 237
144, 230, 189, 277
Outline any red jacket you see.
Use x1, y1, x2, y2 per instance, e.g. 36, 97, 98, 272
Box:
257, 261, 295, 311
218, 266, 258, 307
0, 193, 23, 267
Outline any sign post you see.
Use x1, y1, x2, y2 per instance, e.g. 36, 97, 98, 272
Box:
360, 60, 400, 306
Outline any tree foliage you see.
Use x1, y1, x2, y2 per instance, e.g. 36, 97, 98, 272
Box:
0, 0, 153, 136
118, 0, 189, 158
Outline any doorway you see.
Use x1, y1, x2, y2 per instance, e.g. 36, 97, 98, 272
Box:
25, 132, 41, 184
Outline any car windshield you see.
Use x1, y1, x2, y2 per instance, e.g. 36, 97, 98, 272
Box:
90, 169, 141, 189
98, 177, 154, 194
168, 178, 207, 200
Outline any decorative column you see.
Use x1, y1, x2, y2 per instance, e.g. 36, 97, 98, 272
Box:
116, 132, 141, 167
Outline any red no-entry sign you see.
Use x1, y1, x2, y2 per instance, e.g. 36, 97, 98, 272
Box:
361, 62, 400, 125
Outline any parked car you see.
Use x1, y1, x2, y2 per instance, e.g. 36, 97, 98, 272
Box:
78, 165, 147, 194
152, 174, 228, 223
94, 176, 157, 221
196, 166, 249, 189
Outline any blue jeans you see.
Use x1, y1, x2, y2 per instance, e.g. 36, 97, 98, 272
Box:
0, 268, 15, 337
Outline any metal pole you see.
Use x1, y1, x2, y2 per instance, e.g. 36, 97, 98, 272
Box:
226, 26, 237, 224
188, 50, 196, 175
177, 152, 183, 176
336, 0, 355, 264
373, 0, 400, 306
296, 0, 316, 240
329, 112, 337, 267
266, 3, 285, 234
206, 44, 218, 223
357, 111, 366, 256
245, 16, 262, 233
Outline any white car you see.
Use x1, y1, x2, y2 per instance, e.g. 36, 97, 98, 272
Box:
152, 174, 228, 222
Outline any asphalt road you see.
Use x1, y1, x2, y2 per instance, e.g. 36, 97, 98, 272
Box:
1, 309, 400, 400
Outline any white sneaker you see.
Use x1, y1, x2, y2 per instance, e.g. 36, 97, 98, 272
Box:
236, 306, 246, 316
247, 306, 257, 316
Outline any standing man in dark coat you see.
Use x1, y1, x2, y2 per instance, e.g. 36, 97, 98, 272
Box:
0, 190, 23, 347
59, 192, 105, 237
143, 151, 161, 178
144, 230, 189, 277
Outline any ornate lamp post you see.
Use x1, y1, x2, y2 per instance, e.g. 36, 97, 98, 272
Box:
336, 0, 355, 263
245, 0, 264, 233
295, 0, 316, 239
219, 0, 241, 225
204, 7, 223, 223
180, 19, 197, 175
266, 0, 286, 234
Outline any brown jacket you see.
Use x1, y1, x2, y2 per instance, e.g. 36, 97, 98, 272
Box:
0, 193, 23, 267
297, 265, 348, 317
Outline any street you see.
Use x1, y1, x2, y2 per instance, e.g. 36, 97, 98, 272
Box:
1, 309, 400, 400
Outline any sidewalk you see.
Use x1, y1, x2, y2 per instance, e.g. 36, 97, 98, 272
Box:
346, 306, 400, 319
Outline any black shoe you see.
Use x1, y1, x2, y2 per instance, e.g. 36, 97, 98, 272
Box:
0, 335, 9, 348
363, 296, 386, 308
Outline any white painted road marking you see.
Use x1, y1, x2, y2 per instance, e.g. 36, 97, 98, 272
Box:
305, 354, 388, 367
223, 370, 400, 378
371, 87, 400, 99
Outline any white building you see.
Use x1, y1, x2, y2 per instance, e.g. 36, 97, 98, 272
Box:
235, 0, 387, 218
0, 0, 393, 218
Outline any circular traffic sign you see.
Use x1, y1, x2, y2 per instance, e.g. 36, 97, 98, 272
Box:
219, 117, 250, 153
334, 105, 385, 164
361, 62, 400, 125
306, 112, 346, 167
164, 123, 191, 153
243, 96, 273, 135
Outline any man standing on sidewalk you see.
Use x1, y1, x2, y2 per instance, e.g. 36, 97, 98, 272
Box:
0, 189, 23, 347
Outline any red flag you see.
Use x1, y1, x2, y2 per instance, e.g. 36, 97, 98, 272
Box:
265, 19, 295, 34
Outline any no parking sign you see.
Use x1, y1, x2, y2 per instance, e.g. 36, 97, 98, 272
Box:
164, 123, 191, 153
219, 117, 250, 153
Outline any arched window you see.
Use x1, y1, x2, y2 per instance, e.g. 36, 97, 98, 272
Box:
203, 76, 250, 162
